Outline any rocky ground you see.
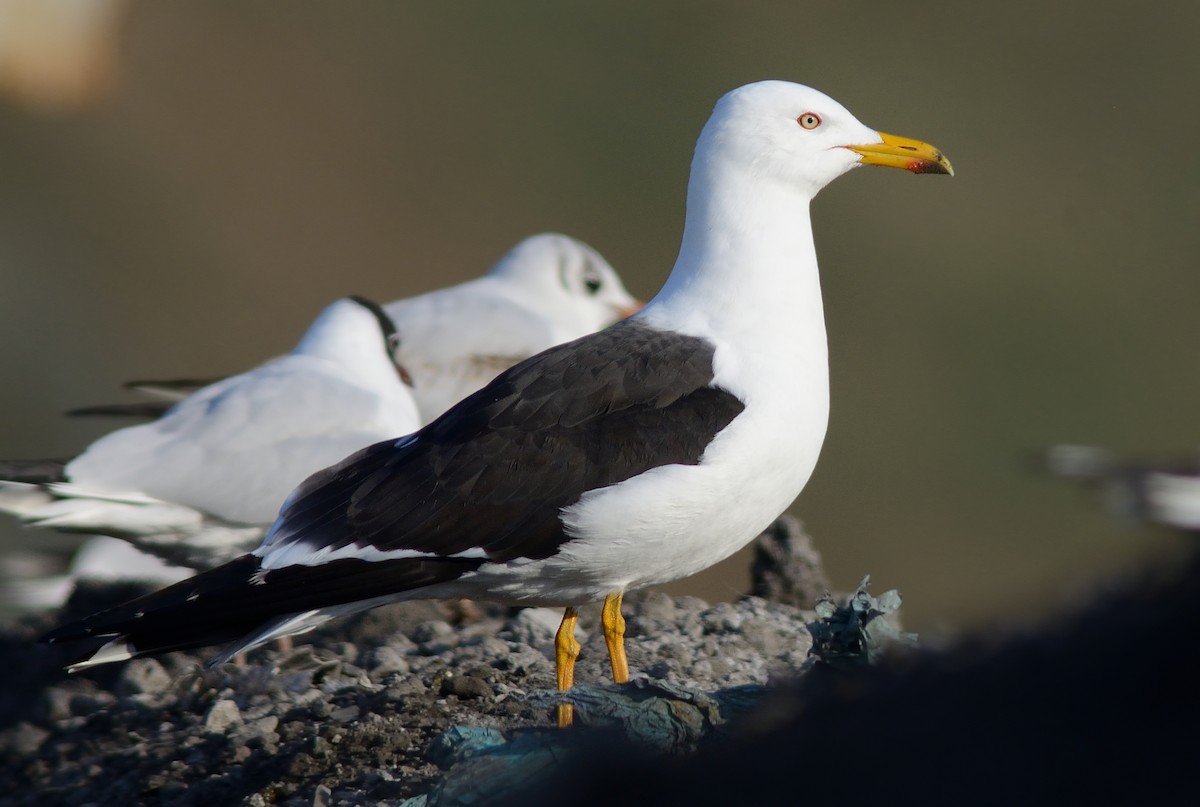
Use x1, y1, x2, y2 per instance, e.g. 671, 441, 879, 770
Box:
1, 518, 871, 806
1, 593, 813, 806
10, 515, 1192, 806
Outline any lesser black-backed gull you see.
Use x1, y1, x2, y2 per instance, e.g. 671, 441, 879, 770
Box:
41, 81, 952, 726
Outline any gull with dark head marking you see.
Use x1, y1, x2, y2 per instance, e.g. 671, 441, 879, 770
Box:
386, 232, 642, 422
42, 81, 952, 727
0, 296, 420, 572
79, 234, 641, 426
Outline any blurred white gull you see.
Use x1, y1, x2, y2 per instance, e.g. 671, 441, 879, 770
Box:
71, 233, 641, 425
0, 536, 190, 611
0, 296, 421, 571
1045, 444, 1200, 535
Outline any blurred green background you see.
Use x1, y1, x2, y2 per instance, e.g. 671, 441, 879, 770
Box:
1, 1, 1196, 635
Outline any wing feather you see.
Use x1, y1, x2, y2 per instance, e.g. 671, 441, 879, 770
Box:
261, 321, 746, 565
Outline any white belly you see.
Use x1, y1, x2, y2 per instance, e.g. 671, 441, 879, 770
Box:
453, 355, 829, 606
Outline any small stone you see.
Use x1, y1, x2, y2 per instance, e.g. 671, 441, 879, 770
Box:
365, 645, 411, 676
114, 658, 172, 697
385, 632, 419, 654
68, 691, 114, 718
646, 661, 673, 680
441, 675, 495, 700
285, 752, 318, 778
5, 721, 49, 755
739, 618, 787, 657
464, 635, 512, 666
234, 715, 280, 746
385, 677, 428, 698
634, 591, 679, 625
329, 641, 357, 660
492, 646, 547, 677
707, 655, 736, 679
39, 688, 75, 722
330, 704, 360, 723
386, 730, 413, 753
701, 602, 744, 634
505, 607, 587, 648
410, 620, 456, 646
203, 698, 242, 734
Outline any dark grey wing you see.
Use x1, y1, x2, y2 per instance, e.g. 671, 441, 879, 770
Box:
264, 320, 746, 564
65, 377, 223, 419
65, 402, 174, 419
0, 459, 68, 483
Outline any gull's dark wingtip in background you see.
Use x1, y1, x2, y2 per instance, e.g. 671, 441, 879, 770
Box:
1044, 444, 1200, 536
41, 80, 952, 726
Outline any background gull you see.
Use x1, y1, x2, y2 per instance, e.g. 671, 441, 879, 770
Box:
1045, 445, 1200, 536
385, 232, 641, 422
0, 535, 189, 610
0, 296, 420, 573
71, 233, 641, 427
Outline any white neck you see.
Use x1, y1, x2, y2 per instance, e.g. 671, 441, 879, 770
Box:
294, 302, 387, 370
642, 144, 828, 373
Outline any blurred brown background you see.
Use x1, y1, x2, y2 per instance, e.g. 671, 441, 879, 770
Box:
1, 1, 1196, 635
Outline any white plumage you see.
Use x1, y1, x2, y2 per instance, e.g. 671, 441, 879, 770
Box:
0, 296, 420, 570
0, 536, 191, 611
385, 232, 641, 422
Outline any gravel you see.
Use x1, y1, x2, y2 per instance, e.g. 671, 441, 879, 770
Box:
6, 517, 1190, 805
0, 554, 824, 806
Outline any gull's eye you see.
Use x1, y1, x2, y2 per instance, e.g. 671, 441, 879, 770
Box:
797, 112, 821, 130
386, 333, 401, 353
582, 268, 603, 295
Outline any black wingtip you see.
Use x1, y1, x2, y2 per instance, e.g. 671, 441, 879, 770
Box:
0, 458, 69, 483
65, 402, 172, 419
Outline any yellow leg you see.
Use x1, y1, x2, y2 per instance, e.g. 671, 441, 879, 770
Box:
555, 606, 581, 727
602, 592, 629, 684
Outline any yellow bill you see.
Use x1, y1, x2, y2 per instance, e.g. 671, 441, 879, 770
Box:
846, 132, 954, 176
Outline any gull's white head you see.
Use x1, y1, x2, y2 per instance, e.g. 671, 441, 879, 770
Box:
294, 296, 413, 387
486, 233, 642, 336
697, 80, 953, 199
